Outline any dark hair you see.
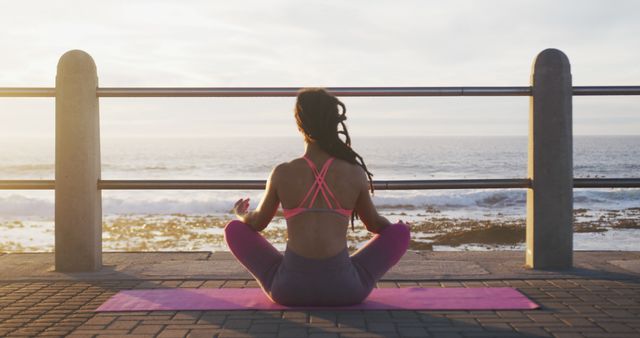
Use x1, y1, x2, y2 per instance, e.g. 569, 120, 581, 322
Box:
294, 88, 374, 229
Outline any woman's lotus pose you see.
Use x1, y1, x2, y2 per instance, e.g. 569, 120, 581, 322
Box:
225, 88, 411, 306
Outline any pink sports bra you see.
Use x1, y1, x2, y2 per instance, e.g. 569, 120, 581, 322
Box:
282, 156, 353, 220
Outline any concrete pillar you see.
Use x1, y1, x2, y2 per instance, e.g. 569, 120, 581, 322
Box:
55, 50, 102, 272
526, 49, 573, 269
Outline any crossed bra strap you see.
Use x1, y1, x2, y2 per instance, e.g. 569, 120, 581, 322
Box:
282, 156, 353, 220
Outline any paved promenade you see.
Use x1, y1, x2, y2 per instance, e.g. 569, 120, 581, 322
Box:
0, 251, 639, 337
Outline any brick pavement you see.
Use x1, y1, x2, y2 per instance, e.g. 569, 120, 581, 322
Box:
1, 277, 639, 338
1, 251, 639, 337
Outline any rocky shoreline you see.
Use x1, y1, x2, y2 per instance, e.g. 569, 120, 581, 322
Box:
1, 207, 638, 253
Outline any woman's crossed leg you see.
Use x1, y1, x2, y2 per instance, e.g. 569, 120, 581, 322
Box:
350, 222, 411, 287
224, 220, 283, 292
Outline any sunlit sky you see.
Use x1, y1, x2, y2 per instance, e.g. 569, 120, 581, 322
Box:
0, 0, 638, 138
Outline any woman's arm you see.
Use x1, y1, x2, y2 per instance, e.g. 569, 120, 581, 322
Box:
232, 165, 281, 232
353, 167, 391, 234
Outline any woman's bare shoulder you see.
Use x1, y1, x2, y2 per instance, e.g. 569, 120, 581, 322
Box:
272, 161, 289, 175
271, 159, 303, 179
333, 158, 369, 184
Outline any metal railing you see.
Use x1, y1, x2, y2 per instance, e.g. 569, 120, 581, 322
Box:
2, 85, 638, 192
0, 48, 638, 271
3, 85, 640, 97
3, 178, 640, 191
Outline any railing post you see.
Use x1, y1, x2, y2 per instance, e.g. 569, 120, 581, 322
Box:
55, 50, 102, 272
526, 49, 573, 269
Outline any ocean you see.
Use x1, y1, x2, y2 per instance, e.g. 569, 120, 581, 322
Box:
1, 135, 639, 252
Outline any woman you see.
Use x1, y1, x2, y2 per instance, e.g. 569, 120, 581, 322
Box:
225, 88, 410, 306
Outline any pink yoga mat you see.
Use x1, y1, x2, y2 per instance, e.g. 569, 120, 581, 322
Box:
96, 288, 538, 311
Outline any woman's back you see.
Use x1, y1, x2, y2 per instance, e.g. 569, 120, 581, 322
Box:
277, 154, 362, 259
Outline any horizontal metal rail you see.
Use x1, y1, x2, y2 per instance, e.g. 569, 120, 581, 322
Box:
96, 87, 533, 97
574, 178, 640, 188
0, 180, 55, 189
100, 179, 267, 190
0, 88, 56, 97
572, 86, 640, 96
2, 86, 640, 98
97, 179, 532, 190
2, 178, 640, 190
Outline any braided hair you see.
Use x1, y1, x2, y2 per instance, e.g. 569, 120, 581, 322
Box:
294, 88, 374, 230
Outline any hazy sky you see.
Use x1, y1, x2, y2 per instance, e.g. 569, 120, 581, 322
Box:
0, 0, 638, 138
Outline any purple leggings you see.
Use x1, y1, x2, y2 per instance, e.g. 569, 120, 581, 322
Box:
224, 220, 410, 306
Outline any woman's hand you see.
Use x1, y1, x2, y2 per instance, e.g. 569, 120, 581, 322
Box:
232, 198, 250, 217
